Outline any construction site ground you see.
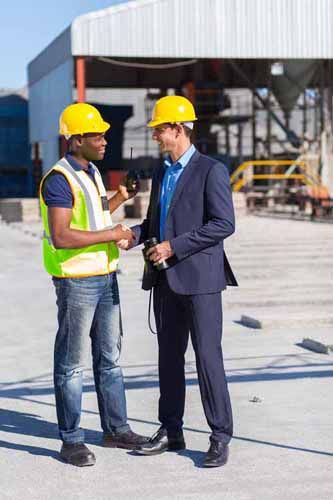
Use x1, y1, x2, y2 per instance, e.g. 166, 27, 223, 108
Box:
1, 214, 332, 500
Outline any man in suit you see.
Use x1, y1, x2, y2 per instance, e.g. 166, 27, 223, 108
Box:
121, 95, 237, 467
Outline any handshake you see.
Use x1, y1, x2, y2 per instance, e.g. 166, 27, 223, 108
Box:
110, 225, 175, 267
111, 224, 174, 271
110, 224, 135, 249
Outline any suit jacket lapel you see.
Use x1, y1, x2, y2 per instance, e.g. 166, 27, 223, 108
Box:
167, 150, 201, 216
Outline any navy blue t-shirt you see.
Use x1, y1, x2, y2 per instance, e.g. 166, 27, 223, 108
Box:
43, 154, 96, 208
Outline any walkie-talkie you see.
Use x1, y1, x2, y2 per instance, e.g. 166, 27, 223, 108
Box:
125, 147, 139, 192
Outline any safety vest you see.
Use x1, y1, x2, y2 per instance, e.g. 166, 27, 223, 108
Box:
39, 157, 119, 278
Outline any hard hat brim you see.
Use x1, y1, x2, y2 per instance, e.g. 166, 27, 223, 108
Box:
147, 117, 197, 128
98, 121, 111, 133
59, 120, 111, 136
147, 119, 164, 128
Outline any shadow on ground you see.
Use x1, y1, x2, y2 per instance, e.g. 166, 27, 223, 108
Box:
1, 408, 332, 460
0, 408, 102, 460
1, 355, 333, 460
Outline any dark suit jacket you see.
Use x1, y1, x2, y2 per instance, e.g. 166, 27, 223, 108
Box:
132, 150, 238, 294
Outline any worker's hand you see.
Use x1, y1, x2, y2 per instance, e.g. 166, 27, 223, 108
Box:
110, 224, 135, 244
146, 241, 174, 265
117, 178, 140, 201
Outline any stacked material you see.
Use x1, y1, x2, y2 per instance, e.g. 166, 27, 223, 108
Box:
0, 198, 40, 223
131, 178, 152, 217
132, 193, 150, 218
106, 191, 125, 222
232, 192, 247, 218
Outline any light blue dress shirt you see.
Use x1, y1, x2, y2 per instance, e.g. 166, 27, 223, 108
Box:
159, 144, 196, 241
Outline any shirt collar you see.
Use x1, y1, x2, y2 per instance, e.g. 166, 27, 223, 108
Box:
65, 153, 93, 173
164, 144, 196, 170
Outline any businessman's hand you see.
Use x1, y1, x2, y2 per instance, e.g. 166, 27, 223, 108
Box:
117, 239, 132, 250
110, 224, 135, 244
146, 241, 174, 265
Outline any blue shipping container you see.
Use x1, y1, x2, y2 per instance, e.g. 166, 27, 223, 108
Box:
0, 94, 33, 197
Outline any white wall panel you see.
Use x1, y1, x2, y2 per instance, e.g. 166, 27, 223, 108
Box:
29, 59, 74, 172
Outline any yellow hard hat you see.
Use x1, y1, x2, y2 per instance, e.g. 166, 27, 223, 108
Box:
148, 95, 197, 128
59, 103, 110, 137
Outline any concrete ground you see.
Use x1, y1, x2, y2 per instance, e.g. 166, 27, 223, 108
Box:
1, 215, 332, 500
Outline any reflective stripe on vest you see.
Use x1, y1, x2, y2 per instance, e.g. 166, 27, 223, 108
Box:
57, 158, 99, 230
39, 158, 119, 278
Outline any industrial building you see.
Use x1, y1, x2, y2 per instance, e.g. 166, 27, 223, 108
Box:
0, 90, 33, 197
27, 0, 333, 215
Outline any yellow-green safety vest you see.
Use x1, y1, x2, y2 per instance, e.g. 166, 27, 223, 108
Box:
39, 157, 119, 278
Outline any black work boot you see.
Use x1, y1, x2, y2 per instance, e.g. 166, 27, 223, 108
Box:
60, 442, 96, 467
102, 429, 150, 450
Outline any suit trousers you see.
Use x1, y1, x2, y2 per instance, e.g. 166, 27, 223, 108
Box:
153, 274, 233, 444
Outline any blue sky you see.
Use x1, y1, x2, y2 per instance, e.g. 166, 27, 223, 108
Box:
1, 0, 130, 89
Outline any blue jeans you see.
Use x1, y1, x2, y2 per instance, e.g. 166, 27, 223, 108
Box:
52, 272, 130, 444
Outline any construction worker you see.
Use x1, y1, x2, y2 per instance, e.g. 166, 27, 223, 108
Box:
120, 95, 237, 467
39, 103, 148, 467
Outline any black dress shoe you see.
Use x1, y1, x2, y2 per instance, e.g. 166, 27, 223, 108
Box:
102, 429, 150, 450
202, 440, 229, 468
135, 426, 185, 456
60, 443, 96, 467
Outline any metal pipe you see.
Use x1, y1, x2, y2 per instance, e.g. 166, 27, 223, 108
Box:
320, 62, 325, 134
225, 123, 230, 156
266, 88, 272, 157
252, 92, 257, 158
302, 91, 307, 140
76, 57, 86, 103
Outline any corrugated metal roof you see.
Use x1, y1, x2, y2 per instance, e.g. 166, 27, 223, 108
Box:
29, 0, 333, 84
71, 0, 333, 59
